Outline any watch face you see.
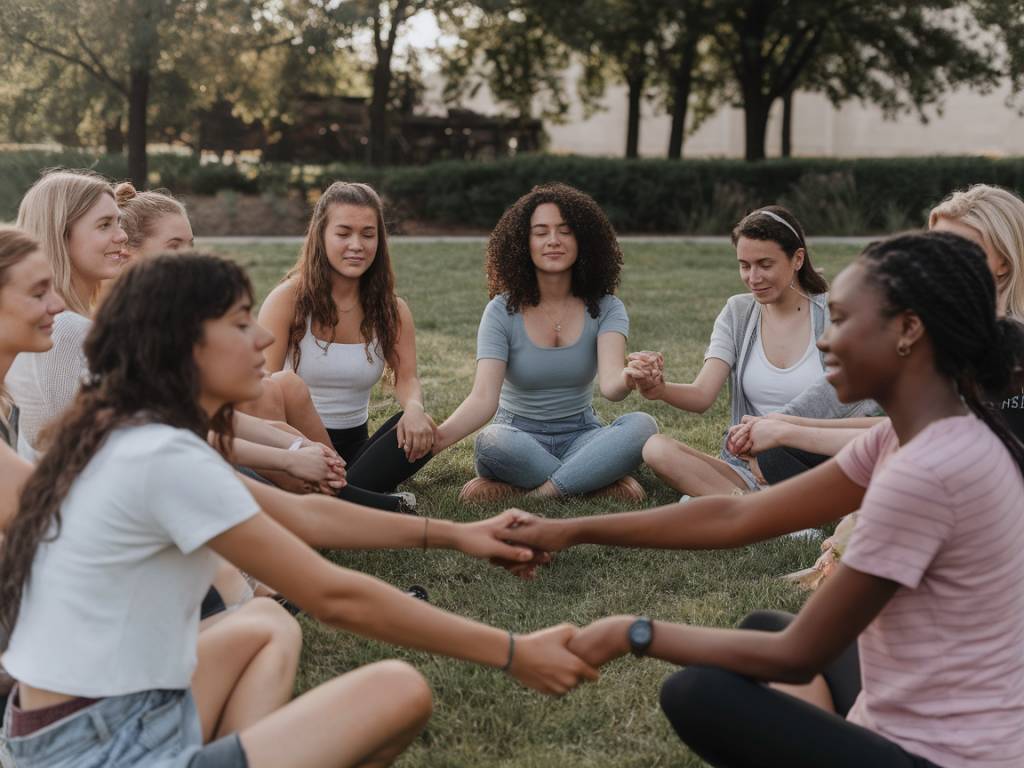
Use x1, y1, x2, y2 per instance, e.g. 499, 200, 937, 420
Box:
630, 620, 652, 647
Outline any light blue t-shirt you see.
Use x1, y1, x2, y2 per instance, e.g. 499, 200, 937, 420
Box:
476, 293, 629, 420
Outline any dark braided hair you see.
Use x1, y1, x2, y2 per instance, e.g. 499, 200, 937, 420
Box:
0, 252, 251, 637
859, 231, 1024, 473
486, 183, 622, 317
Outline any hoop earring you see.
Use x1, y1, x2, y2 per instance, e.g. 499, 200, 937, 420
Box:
897, 341, 912, 357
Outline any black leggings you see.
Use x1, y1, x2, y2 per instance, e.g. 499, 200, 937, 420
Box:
659, 611, 940, 768
328, 412, 432, 512
757, 445, 830, 485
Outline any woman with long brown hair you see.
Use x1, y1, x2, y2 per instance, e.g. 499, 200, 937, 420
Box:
0, 252, 595, 768
260, 182, 436, 512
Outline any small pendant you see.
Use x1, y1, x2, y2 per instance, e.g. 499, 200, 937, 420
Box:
555, 323, 561, 333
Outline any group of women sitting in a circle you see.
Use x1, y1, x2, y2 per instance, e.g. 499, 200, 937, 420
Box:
0, 167, 1021, 768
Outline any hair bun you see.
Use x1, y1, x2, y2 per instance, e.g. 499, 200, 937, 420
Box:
114, 182, 138, 205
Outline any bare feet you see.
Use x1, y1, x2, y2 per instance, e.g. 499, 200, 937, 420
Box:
458, 477, 522, 503
588, 475, 646, 502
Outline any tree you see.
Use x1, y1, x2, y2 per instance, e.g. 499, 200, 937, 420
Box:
550, 0, 667, 158
711, 0, 1004, 161
653, 0, 720, 159
0, 0, 300, 183
438, 1, 573, 125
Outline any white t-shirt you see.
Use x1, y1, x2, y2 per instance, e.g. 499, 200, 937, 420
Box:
741, 322, 824, 416
3, 423, 260, 697
4, 310, 91, 460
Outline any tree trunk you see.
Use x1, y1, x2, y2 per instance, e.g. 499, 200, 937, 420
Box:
742, 87, 770, 161
127, 67, 149, 186
781, 88, 794, 157
369, 58, 393, 166
667, 40, 697, 160
625, 72, 644, 159
104, 119, 125, 155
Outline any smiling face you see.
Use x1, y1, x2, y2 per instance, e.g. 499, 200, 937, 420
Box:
0, 249, 65, 355
67, 193, 128, 284
819, 261, 910, 403
323, 204, 379, 281
529, 203, 578, 275
192, 296, 274, 415
131, 213, 194, 261
735, 236, 804, 304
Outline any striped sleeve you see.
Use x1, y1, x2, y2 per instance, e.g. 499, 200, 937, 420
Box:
835, 419, 889, 488
842, 458, 955, 589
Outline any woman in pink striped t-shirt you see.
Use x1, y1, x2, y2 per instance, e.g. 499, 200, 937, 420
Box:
507, 231, 1024, 767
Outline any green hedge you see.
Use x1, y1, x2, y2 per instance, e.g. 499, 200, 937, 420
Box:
5, 149, 1024, 234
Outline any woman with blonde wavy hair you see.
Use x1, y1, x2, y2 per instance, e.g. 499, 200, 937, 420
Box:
4, 170, 127, 459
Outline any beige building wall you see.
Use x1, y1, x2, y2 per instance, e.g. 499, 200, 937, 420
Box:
424, 65, 1024, 158
544, 80, 1024, 158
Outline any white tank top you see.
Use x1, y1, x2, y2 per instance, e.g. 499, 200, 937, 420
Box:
286, 318, 386, 429
741, 321, 824, 417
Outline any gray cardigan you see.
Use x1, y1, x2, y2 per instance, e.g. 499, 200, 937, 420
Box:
704, 292, 880, 426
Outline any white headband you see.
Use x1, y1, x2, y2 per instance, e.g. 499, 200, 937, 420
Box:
752, 210, 803, 244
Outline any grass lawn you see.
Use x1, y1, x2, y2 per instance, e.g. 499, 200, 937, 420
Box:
209, 239, 863, 767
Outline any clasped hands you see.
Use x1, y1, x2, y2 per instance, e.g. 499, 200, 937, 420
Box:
456, 509, 637, 692
623, 350, 665, 399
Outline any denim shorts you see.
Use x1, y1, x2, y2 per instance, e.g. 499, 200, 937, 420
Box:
1, 688, 248, 768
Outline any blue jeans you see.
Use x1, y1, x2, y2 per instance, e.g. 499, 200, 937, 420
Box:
1, 688, 247, 768
474, 407, 658, 495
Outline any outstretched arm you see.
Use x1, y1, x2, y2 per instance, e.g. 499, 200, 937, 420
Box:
505, 458, 865, 553
209, 513, 599, 695
432, 358, 506, 453
637, 358, 731, 414
569, 564, 897, 682
240, 474, 533, 565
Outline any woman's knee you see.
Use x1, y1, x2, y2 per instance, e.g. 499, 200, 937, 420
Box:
641, 433, 676, 467
659, 666, 738, 742
616, 411, 659, 444
473, 424, 519, 465
737, 610, 794, 633
242, 598, 303, 665
364, 660, 434, 723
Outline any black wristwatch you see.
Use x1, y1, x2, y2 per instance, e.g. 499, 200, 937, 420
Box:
628, 616, 654, 657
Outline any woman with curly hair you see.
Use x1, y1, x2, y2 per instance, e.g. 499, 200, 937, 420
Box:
259, 182, 435, 512
433, 183, 658, 502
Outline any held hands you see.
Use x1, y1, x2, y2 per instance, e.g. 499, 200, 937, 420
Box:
455, 509, 551, 576
567, 616, 635, 668
508, 624, 600, 695
492, 508, 573, 556
396, 402, 436, 462
726, 415, 789, 458
285, 443, 347, 493
624, 351, 666, 400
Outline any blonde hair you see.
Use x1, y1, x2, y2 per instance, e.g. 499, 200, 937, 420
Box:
16, 169, 114, 316
0, 226, 43, 429
114, 182, 188, 252
929, 184, 1024, 319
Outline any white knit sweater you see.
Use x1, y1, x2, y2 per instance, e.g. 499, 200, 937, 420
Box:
4, 311, 91, 459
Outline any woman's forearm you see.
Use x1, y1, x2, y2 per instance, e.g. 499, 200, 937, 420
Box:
394, 373, 425, 412
241, 475, 470, 551
233, 411, 297, 449
435, 394, 498, 452
658, 381, 718, 413
778, 425, 867, 457
229, 438, 294, 472
598, 368, 632, 402
319, 569, 511, 667
780, 415, 885, 430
